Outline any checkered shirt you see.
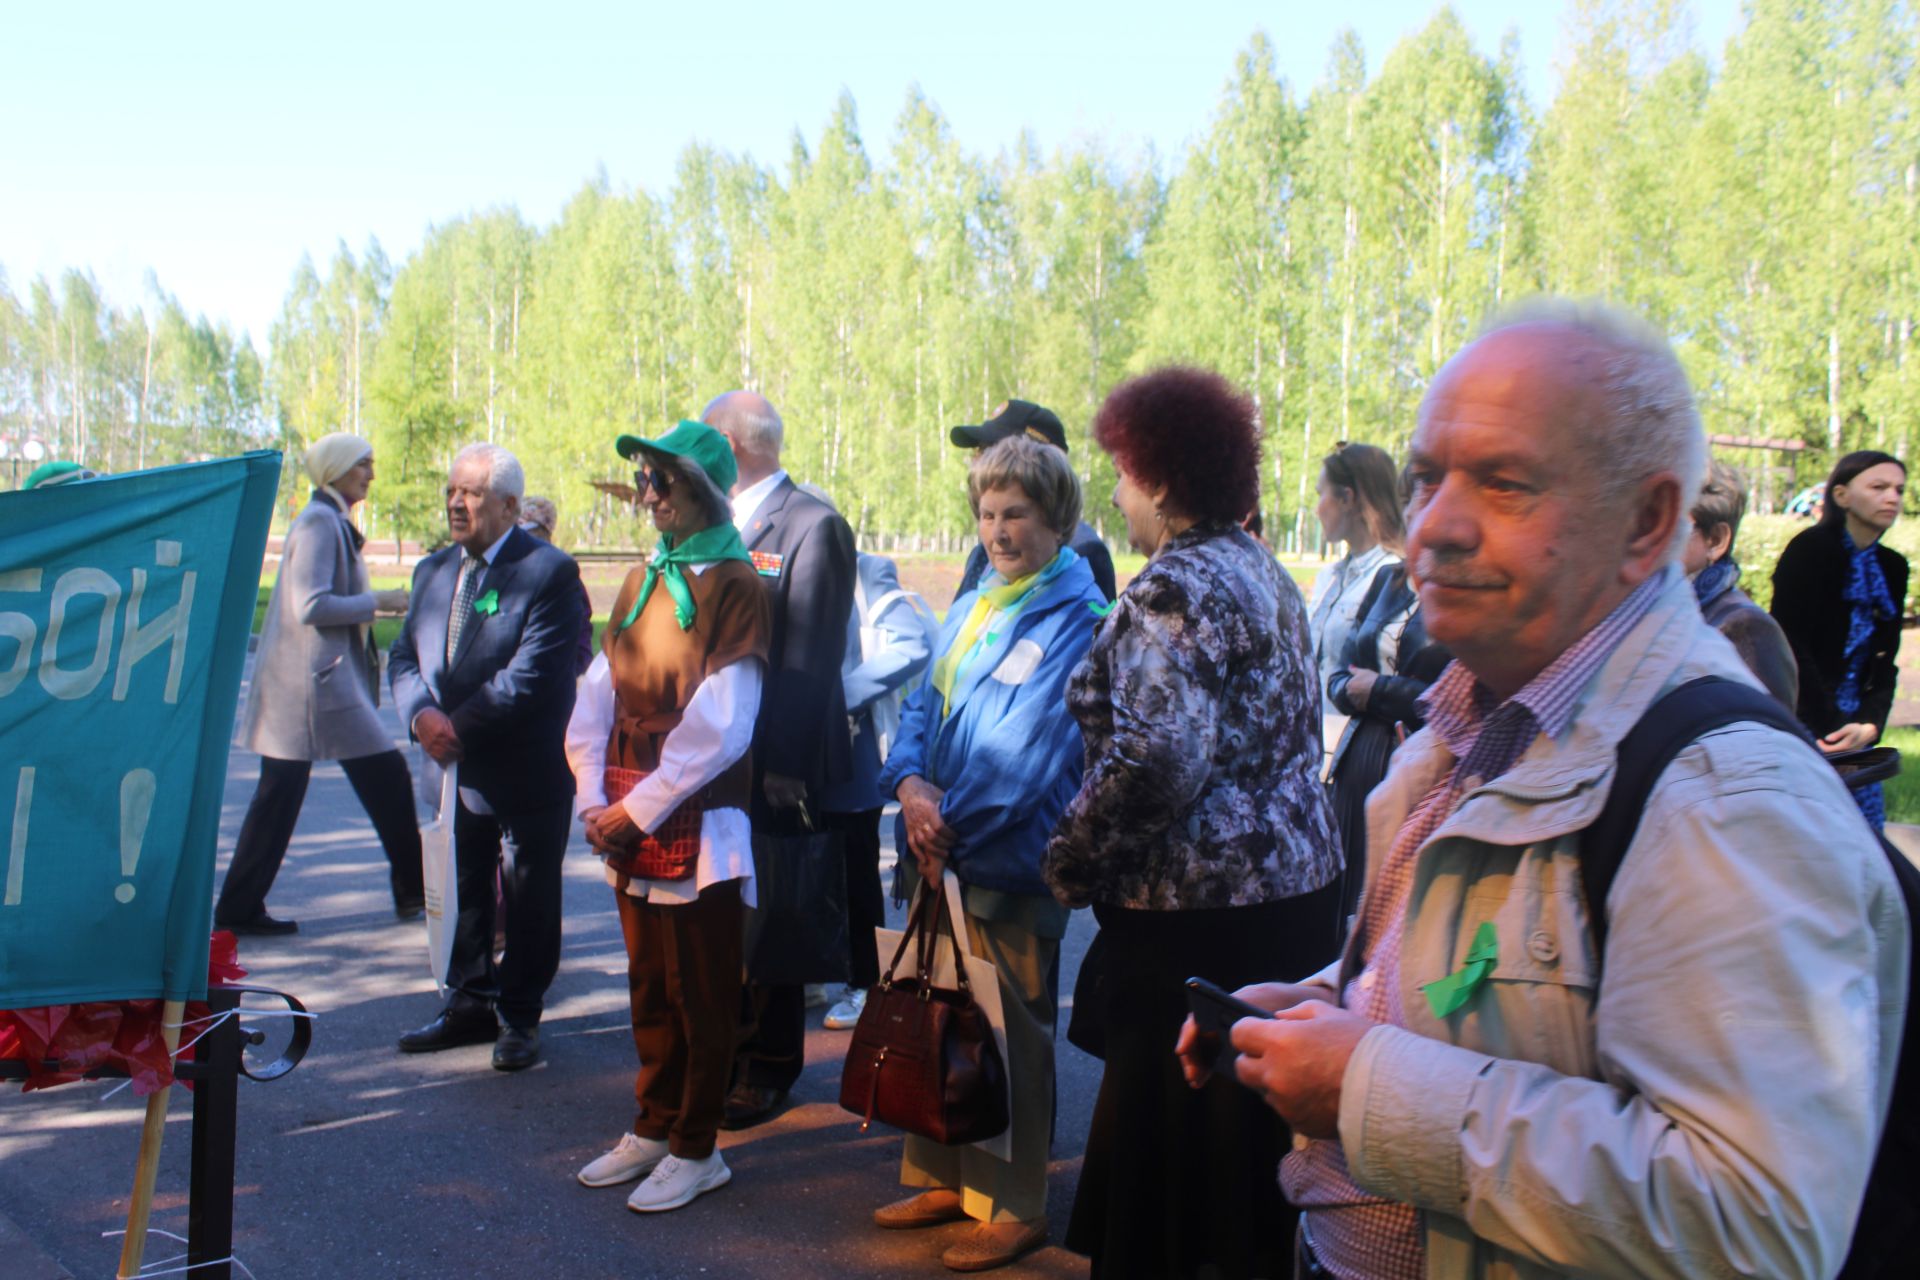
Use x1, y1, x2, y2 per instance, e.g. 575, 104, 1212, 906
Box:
1281, 572, 1666, 1280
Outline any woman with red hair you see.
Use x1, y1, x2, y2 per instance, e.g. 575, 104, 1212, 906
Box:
1044, 367, 1342, 1279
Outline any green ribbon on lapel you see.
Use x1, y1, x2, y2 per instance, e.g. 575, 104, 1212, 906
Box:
1422, 921, 1498, 1019
473, 588, 500, 616
619, 522, 751, 632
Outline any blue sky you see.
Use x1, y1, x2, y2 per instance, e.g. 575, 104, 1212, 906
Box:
1, 1, 1742, 348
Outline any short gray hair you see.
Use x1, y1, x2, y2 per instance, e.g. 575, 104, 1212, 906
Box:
702, 391, 784, 459
968, 436, 1082, 537
1478, 298, 1705, 560
452, 442, 525, 500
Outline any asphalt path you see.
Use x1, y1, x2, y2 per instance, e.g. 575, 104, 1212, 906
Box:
0, 661, 1101, 1279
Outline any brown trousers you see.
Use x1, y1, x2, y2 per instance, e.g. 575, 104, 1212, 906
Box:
615, 879, 743, 1159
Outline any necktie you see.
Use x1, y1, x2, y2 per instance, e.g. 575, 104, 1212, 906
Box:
446, 554, 483, 664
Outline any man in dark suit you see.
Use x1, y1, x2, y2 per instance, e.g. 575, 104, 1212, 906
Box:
701, 390, 857, 1128
388, 443, 586, 1072
950, 399, 1117, 602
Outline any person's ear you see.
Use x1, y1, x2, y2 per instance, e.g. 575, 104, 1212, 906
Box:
1624, 472, 1684, 584
1707, 521, 1734, 563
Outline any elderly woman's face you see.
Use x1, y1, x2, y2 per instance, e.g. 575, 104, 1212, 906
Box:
1112, 466, 1162, 556
334, 454, 374, 506
976, 483, 1062, 581
640, 461, 705, 540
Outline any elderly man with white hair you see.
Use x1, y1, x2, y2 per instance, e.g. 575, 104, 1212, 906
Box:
1177, 303, 1909, 1279
389, 442, 588, 1072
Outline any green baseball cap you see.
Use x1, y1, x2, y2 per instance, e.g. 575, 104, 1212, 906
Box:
616, 420, 738, 494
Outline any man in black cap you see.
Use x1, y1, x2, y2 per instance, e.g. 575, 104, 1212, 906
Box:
950, 399, 1116, 602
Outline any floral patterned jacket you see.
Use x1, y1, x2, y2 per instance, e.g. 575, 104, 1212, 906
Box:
1043, 524, 1342, 910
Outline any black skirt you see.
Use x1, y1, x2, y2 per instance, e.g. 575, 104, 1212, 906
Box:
1329, 717, 1399, 922
1065, 884, 1343, 1280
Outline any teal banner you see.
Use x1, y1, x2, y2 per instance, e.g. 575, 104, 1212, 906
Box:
0, 452, 279, 1005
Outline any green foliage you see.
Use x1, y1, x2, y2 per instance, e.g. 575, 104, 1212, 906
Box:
18, 2, 1920, 554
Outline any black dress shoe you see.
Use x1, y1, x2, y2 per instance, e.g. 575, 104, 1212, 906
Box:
492, 1026, 541, 1072
720, 1083, 788, 1130
393, 899, 425, 921
397, 1009, 497, 1053
215, 912, 298, 937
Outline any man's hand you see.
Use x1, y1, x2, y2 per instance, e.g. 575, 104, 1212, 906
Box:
1231, 1000, 1376, 1139
374, 587, 410, 614
586, 803, 641, 855
1345, 666, 1378, 711
763, 771, 809, 812
896, 775, 958, 868
1819, 721, 1879, 754
1175, 982, 1330, 1088
413, 708, 464, 764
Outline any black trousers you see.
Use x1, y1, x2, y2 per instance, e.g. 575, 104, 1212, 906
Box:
215, 751, 423, 924
445, 797, 571, 1033
827, 807, 885, 988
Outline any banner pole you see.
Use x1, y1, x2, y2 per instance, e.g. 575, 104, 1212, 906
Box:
116, 997, 186, 1279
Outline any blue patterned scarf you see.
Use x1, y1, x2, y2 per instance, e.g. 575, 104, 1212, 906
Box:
1692, 557, 1738, 611
1835, 528, 1896, 717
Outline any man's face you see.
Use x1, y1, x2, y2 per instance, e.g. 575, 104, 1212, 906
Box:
445, 455, 518, 554
1405, 329, 1635, 698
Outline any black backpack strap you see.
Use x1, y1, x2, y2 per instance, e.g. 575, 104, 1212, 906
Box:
1580, 676, 1815, 957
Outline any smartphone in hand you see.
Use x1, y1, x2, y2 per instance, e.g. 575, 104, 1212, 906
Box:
1185, 977, 1273, 1079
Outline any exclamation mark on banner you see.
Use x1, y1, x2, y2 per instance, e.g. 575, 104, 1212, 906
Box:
3, 767, 31, 907
117, 769, 155, 904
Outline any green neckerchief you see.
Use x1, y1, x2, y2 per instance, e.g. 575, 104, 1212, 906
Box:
930, 547, 1073, 718
618, 522, 751, 633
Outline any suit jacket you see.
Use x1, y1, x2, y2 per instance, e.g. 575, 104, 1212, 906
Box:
738, 476, 857, 821
1770, 521, 1909, 735
389, 525, 586, 816
241, 493, 390, 761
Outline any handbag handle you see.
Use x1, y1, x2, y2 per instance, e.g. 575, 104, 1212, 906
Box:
876, 875, 976, 1001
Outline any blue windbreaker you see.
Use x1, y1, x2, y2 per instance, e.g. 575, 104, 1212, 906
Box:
878, 549, 1103, 897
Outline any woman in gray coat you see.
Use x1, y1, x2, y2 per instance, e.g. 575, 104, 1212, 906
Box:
213, 433, 421, 935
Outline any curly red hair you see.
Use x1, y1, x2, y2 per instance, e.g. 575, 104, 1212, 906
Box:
1092, 366, 1260, 525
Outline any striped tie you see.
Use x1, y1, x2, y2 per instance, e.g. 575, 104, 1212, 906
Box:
446, 554, 483, 664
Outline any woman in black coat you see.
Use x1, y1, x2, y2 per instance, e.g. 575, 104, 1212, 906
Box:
1326, 562, 1452, 921
1771, 450, 1909, 830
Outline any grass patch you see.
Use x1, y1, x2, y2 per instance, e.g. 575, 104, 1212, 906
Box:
1878, 725, 1920, 824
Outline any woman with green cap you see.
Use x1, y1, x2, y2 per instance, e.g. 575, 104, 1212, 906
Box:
565, 420, 772, 1214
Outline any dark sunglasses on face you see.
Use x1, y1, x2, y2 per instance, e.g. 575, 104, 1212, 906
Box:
634, 467, 674, 498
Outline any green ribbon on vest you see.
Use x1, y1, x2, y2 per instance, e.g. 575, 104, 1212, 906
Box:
1421, 921, 1498, 1019
619, 522, 752, 632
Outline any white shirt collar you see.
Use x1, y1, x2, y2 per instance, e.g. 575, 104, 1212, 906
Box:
469, 524, 515, 566
731, 470, 788, 531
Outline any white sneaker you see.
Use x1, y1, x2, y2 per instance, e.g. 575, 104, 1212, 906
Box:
823, 987, 867, 1030
626, 1152, 732, 1212
578, 1133, 668, 1187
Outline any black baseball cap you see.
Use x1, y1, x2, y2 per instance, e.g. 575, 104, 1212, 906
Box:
949, 399, 1068, 452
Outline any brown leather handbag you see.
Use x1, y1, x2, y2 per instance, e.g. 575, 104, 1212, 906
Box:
838, 886, 1009, 1145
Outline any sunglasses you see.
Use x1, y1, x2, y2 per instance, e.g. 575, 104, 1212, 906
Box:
634, 467, 674, 498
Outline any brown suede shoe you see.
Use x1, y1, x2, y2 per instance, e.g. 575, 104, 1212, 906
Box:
941, 1219, 1048, 1272
873, 1188, 968, 1230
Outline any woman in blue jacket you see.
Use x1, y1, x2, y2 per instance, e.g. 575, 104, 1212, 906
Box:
874, 435, 1104, 1273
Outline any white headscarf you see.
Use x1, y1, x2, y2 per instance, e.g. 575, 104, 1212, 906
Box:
305, 433, 372, 489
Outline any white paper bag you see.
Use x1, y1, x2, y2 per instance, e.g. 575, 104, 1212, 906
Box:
872, 870, 1014, 1162
420, 767, 458, 987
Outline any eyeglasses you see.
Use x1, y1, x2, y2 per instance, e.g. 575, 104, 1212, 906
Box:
634, 467, 674, 498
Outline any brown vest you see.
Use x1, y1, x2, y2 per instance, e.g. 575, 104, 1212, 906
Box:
602, 555, 772, 813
